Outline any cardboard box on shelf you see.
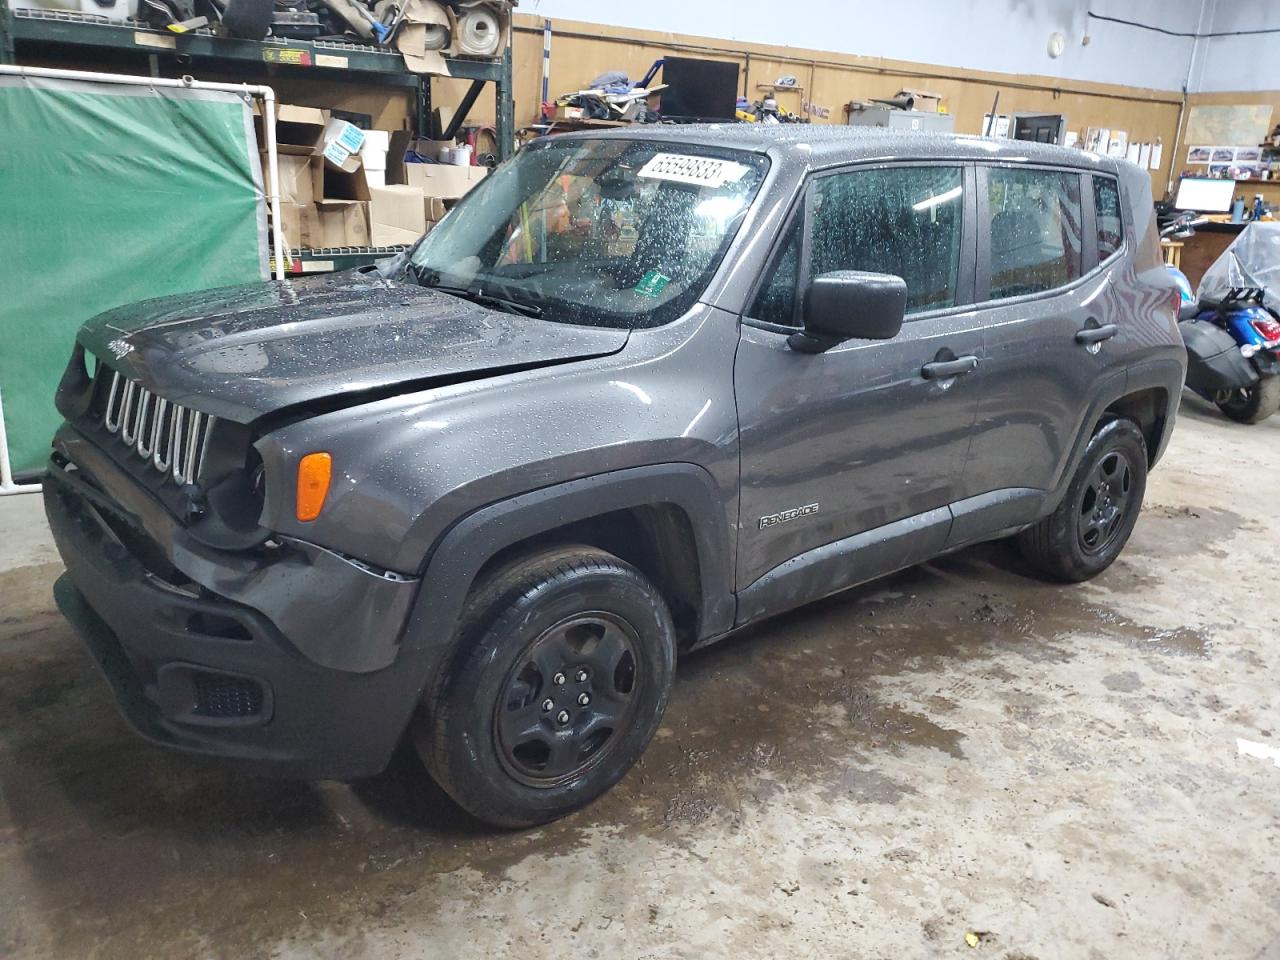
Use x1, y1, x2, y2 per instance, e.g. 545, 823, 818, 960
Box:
264, 152, 317, 206
321, 164, 371, 202
388, 131, 453, 170
255, 103, 328, 155
425, 195, 446, 223
312, 200, 370, 247
403, 163, 487, 200
320, 117, 367, 173
369, 185, 427, 246
270, 202, 299, 250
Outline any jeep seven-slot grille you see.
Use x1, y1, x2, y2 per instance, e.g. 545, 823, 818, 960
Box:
96, 366, 215, 486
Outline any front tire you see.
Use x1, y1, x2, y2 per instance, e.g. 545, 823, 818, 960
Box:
415, 545, 676, 828
1216, 375, 1280, 424
1017, 418, 1148, 583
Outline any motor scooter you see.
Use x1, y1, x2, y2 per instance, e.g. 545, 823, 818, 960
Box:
1166, 217, 1280, 424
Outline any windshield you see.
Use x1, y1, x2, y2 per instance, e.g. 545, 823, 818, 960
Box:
408, 138, 769, 328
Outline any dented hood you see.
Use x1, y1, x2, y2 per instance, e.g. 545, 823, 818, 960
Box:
78, 273, 629, 424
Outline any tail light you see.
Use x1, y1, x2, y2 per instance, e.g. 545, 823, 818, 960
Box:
1250, 316, 1280, 346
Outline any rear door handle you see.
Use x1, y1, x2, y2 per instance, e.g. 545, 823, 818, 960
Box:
921, 355, 979, 380
1075, 323, 1118, 345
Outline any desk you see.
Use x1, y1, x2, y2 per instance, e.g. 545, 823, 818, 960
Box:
1180, 220, 1247, 289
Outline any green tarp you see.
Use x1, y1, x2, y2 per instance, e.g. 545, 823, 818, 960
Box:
0, 76, 267, 475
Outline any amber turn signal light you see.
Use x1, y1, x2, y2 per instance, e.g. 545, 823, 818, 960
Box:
296, 452, 332, 522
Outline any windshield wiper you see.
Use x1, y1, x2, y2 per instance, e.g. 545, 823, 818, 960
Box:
409, 266, 543, 318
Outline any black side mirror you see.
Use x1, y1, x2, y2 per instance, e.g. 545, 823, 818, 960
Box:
788, 271, 907, 353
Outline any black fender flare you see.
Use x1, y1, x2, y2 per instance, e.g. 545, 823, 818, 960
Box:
400, 462, 736, 678
1042, 356, 1183, 515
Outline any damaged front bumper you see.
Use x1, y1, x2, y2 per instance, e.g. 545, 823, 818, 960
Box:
43, 428, 431, 780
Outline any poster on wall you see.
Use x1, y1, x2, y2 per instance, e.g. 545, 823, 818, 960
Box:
1107, 130, 1128, 159
1187, 145, 1212, 163
1185, 104, 1273, 148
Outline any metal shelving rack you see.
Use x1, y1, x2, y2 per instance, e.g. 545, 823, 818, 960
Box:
0, 1, 514, 271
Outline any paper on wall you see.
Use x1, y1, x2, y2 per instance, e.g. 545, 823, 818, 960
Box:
1107, 130, 1128, 159
1150, 140, 1163, 170
1126, 142, 1141, 164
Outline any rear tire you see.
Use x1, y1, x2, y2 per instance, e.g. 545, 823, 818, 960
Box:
414, 545, 675, 828
1216, 375, 1280, 424
1017, 418, 1148, 583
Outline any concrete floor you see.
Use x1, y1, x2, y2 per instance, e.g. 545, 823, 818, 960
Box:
2, 394, 1279, 960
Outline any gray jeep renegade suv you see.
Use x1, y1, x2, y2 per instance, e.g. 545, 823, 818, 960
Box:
44, 126, 1185, 827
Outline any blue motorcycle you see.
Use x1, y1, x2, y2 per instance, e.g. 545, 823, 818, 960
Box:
1169, 220, 1280, 424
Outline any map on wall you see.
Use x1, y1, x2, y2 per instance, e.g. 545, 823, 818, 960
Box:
1185, 105, 1274, 148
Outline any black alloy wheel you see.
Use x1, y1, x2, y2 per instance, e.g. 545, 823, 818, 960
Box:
1016, 417, 1148, 583
417, 545, 675, 828
495, 612, 641, 787
1076, 450, 1134, 555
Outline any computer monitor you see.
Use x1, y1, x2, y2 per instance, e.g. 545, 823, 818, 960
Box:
1174, 177, 1236, 213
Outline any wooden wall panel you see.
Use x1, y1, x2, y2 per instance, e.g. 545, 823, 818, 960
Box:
497, 15, 1184, 197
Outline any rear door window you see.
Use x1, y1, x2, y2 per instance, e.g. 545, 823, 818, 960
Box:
808, 165, 965, 316
1094, 177, 1124, 261
986, 168, 1083, 299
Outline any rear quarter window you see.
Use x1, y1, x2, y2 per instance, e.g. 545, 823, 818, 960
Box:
1094, 177, 1124, 261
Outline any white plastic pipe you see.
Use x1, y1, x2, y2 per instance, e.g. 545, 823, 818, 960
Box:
0, 388, 25, 495
0, 65, 287, 495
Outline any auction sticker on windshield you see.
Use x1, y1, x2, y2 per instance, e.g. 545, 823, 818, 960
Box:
638, 154, 749, 189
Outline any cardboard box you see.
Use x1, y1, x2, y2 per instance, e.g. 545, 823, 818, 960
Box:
321, 164, 371, 202
270, 202, 300, 250
312, 200, 370, 247
255, 103, 328, 155
402, 162, 487, 200
263, 152, 317, 206
897, 88, 943, 113
270, 202, 321, 250
424, 195, 446, 223
388, 132, 455, 178
369, 185, 427, 246
319, 117, 367, 173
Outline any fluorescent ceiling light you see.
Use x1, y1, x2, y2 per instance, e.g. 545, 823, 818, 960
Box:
913, 186, 963, 212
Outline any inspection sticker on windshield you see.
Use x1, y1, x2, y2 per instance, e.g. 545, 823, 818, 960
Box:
635, 269, 672, 298
638, 153, 749, 188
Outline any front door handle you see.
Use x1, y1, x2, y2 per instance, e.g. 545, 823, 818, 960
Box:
921, 355, 979, 380
1075, 323, 1118, 345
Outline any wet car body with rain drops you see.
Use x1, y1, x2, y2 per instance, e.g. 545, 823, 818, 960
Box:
43, 126, 1186, 826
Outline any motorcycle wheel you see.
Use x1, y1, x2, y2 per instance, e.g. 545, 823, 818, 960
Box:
1216, 376, 1280, 424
